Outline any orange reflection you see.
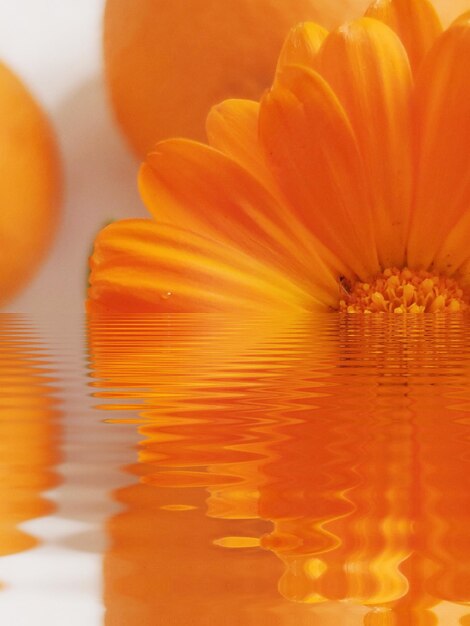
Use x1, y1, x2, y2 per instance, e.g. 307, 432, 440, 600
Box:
89, 313, 470, 624
0, 315, 61, 558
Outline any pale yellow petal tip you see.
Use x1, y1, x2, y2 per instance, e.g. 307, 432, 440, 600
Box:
450, 11, 470, 28
276, 22, 328, 73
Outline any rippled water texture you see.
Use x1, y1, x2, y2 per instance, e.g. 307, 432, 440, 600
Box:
3, 312, 470, 625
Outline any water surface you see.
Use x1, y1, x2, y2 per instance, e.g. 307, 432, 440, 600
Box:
2, 312, 470, 625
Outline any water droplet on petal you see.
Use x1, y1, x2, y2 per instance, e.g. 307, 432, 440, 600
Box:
160, 291, 172, 301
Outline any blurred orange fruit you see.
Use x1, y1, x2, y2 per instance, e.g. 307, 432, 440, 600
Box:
0, 62, 60, 306
435, 0, 470, 24
104, 0, 468, 158
103, 0, 373, 157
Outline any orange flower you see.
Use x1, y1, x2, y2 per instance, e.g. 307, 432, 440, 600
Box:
89, 0, 470, 315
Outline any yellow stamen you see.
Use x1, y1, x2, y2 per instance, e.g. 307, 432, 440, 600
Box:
339, 268, 468, 314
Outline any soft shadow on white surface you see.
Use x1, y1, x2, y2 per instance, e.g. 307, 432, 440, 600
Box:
0, 0, 103, 110
11, 76, 143, 324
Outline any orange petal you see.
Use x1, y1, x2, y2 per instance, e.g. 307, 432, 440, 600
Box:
452, 11, 470, 26
206, 98, 351, 286
316, 17, 413, 270
206, 99, 271, 186
259, 64, 379, 280
88, 219, 328, 312
433, 209, 470, 278
139, 139, 339, 304
365, 0, 442, 72
407, 16, 470, 271
276, 22, 328, 73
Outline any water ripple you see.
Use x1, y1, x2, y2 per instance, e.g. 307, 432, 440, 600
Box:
85, 312, 470, 624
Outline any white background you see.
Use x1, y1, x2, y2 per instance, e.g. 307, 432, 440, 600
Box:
0, 2, 140, 623
0, 0, 144, 327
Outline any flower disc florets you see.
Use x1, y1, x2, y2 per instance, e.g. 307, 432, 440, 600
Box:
340, 268, 468, 313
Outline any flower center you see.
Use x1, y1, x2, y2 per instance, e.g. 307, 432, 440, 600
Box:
339, 268, 468, 314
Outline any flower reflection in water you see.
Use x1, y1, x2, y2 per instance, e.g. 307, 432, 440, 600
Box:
89, 313, 470, 625
0, 315, 61, 561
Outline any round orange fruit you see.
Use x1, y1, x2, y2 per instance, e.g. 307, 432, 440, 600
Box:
0, 62, 60, 306
103, 0, 373, 157
435, 0, 470, 25
104, 0, 466, 158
